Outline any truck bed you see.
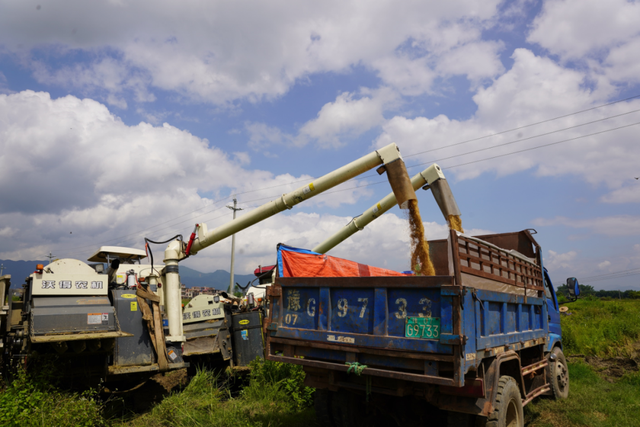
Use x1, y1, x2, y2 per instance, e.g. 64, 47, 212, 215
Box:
265, 230, 548, 389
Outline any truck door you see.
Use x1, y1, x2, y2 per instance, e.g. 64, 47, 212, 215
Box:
543, 269, 561, 336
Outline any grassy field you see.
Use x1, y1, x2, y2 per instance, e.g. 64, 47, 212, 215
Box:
119, 359, 314, 427
526, 298, 640, 427
559, 297, 640, 358
1, 298, 639, 426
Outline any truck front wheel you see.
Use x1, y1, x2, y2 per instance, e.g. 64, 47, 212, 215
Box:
547, 347, 569, 399
486, 376, 523, 427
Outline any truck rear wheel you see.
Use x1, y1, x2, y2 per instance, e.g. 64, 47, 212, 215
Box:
547, 347, 569, 399
486, 376, 523, 427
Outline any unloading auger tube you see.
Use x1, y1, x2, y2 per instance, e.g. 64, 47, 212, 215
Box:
162, 142, 416, 342
312, 163, 461, 254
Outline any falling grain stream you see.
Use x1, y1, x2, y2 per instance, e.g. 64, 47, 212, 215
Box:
407, 200, 463, 275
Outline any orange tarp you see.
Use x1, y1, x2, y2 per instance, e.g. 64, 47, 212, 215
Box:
279, 249, 407, 278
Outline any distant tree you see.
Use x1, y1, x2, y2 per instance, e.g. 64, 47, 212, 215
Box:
553, 281, 639, 300
579, 284, 596, 297
624, 290, 640, 299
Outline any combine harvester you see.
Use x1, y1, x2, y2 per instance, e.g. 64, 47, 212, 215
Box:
0, 143, 425, 386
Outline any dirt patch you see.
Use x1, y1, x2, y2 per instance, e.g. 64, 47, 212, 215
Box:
587, 356, 638, 382
570, 355, 639, 382
407, 199, 435, 276
151, 368, 188, 392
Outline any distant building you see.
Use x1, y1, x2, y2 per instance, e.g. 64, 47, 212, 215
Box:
181, 285, 216, 299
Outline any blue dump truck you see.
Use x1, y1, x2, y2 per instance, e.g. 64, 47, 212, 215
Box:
265, 229, 579, 427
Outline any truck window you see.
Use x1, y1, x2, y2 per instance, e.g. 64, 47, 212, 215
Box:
543, 272, 558, 310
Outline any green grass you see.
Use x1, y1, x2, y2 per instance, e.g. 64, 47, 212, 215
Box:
0, 368, 106, 427
526, 298, 640, 427
526, 361, 640, 427
0, 359, 314, 427
120, 359, 315, 427
558, 298, 640, 357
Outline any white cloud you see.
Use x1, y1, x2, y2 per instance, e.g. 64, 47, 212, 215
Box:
598, 260, 611, 270
528, 0, 640, 100
528, 0, 640, 61
435, 40, 504, 85
0, 1, 502, 105
545, 250, 577, 271
0, 227, 15, 238
374, 49, 640, 195
0, 90, 376, 260
372, 55, 436, 97
604, 37, 640, 85
245, 87, 398, 150
601, 184, 640, 204
298, 88, 397, 148
245, 122, 294, 151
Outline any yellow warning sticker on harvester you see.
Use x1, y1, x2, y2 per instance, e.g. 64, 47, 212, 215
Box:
122, 294, 136, 299
131, 301, 137, 311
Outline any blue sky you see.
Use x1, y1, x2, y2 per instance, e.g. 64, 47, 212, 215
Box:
1, 0, 639, 291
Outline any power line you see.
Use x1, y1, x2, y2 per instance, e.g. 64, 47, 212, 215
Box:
581, 267, 640, 281
404, 93, 640, 158
410, 119, 640, 171
586, 271, 640, 283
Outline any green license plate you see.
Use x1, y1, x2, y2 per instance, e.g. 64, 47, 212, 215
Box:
405, 317, 440, 340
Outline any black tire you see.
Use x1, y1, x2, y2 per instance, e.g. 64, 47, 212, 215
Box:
486, 376, 523, 427
315, 389, 336, 427
547, 347, 569, 399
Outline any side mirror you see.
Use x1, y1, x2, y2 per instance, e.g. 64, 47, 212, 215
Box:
567, 277, 580, 299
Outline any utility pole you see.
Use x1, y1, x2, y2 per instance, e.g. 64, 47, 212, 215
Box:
46, 252, 55, 262
0, 264, 4, 276
227, 198, 243, 295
